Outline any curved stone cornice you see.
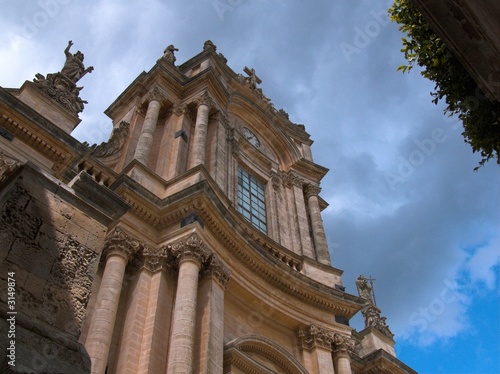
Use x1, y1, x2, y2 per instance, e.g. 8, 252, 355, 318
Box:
103, 226, 142, 262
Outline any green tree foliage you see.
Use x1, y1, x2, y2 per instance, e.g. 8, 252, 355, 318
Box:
389, 0, 500, 169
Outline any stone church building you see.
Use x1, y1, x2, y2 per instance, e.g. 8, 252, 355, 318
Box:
0, 40, 416, 373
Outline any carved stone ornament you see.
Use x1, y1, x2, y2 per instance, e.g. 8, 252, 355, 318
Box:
173, 103, 189, 116
203, 40, 217, 51
167, 233, 211, 267
85, 121, 130, 158
159, 44, 179, 64
332, 333, 356, 356
0, 149, 21, 184
281, 171, 303, 189
103, 226, 142, 262
271, 171, 281, 191
361, 305, 394, 339
204, 254, 232, 289
297, 324, 335, 351
33, 40, 93, 115
304, 183, 321, 199
194, 91, 215, 108
142, 244, 171, 272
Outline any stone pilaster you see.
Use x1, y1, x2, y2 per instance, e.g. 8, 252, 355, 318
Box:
189, 91, 213, 168
304, 183, 331, 265
166, 233, 211, 374
332, 333, 355, 374
133, 88, 165, 165
195, 255, 231, 374
85, 227, 141, 374
297, 324, 335, 374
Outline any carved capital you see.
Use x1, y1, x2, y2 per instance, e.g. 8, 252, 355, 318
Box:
282, 171, 303, 189
204, 254, 232, 289
145, 86, 167, 104
0, 150, 21, 184
168, 233, 211, 267
194, 91, 214, 109
103, 226, 141, 262
142, 244, 172, 272
304, 183, 321, 199
297, 324, 335, 351
271, 171, 281, 191
332, 333, 356, 356
173, 103, 189, 116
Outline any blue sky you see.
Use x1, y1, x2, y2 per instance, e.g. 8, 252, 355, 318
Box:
1, 1, 499, 373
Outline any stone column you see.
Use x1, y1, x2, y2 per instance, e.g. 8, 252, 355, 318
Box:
166, 234, 210, 374
195, 255, 231, 374
85, 227, 140, 374
188, 91, 213, 169
305, 183, 331, 265
298, 325, 335, 374
332, 334, 355, 374
134, 89, 164, 165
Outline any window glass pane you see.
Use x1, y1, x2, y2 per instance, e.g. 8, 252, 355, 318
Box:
237, 166, 267, 234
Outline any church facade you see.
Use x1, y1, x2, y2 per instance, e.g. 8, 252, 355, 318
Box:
0, 40, 416, 374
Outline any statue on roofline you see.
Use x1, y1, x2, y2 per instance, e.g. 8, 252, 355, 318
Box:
61, 40, 94, 83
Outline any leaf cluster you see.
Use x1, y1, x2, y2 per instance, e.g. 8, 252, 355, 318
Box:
389, 0, 500, 169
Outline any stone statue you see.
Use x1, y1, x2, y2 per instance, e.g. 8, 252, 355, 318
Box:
61, 40, 94, 83
356, 275, 374, 304
161, 44, 179, 64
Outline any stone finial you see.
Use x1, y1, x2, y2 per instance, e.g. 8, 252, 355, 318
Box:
161, 44, 179, 64
203, 40, 217, 51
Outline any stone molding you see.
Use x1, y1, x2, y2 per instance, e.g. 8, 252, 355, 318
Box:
0, 149, 21, 183
103, 226, 142, 262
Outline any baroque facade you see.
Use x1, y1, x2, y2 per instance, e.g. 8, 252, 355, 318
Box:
0, 40, 416, 373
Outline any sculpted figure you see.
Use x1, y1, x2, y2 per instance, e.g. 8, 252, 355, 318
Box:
356, 275, 374, 304
162, 44, 179, 64
61, 40, 94, 83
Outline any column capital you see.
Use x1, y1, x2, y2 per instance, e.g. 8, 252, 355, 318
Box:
304, 183, 321, 199
168, 233, 211, 267
144, 85, 167, 105
0, 150, 22, 184
332, 333, 356, 356
103, 226, 142, 262
271, 171, 281, 191
173, 103, 189, 116
194, 91, 215, 108
204, 254, 232, 289
282, 171, 303, 189
297, 324, 335, 351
